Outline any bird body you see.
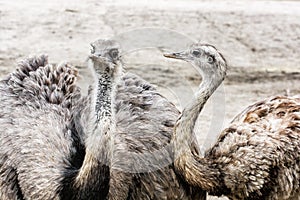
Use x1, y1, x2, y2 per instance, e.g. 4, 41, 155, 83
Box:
0, 55, 84, 199
207, 95, 300, 199
112, 72, 205, 199
0, 54, 113, 200
165, 43, 300, 200
0, 41, 207, 200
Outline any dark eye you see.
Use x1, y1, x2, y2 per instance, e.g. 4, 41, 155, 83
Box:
192, 50, 200, 57
109, 49, 119, 59
207, 56, 214, 63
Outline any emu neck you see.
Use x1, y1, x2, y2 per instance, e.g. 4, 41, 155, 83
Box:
88, 62, 119, 152
73, 61, 121, 197
174, 72, 223, 190
95, 74, 114, 121
175, 73, 221, 156
84, 70, 116, 159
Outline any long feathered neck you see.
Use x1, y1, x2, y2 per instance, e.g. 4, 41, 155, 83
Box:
85, 63, 117, 160
95, 74, 113, 120
91, 60, 122, 123
72, 61, 122, 198
86, 60, 122, 161
173, 71, 223, 191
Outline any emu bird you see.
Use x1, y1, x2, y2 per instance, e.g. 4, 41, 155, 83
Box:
62, 39, 126, 199
0, 40, 207, 200
90, 39, 206, 199
86, 39, 124, 200
164, 43, 300, 199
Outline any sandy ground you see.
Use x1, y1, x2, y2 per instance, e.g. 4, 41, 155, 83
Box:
1, 0, 300, 199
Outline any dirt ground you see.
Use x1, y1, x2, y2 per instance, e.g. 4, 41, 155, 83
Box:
1, 0, 300, 199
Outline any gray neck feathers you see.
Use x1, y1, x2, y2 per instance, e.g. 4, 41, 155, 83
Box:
95, 74, 113, 120
85, 61, 121, 154
74, 62, 120, 190
174, 73, 222, 158
173, 73, 223, 190
92, 62, 122, 123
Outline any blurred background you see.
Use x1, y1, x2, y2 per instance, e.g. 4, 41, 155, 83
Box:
1, 0, 299, 199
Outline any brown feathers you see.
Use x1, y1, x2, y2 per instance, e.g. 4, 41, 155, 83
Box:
202, 96, 300, 199
234, 96, 300, 136
171, 43, 300, 200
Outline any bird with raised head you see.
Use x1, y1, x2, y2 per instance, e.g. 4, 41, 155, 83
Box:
87, 39, 206, 200
61, 39, 125, 199
0, 40, 207, 199
164, 43, 300, 200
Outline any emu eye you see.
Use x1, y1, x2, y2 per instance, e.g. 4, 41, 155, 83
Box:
207, 56, 214, 64
109, 49, 119, 59
192, 50, 200, 57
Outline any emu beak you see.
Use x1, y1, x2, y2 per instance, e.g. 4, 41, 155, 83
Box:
163, 52, 187, 60
89, 53, 104, 60
89, 54, 107, 64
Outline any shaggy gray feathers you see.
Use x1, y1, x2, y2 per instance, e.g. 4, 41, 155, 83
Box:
109, 72, 206, 199
0, 55, 80, 199
1, 55, 79, 110
0, 55, 206, 200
